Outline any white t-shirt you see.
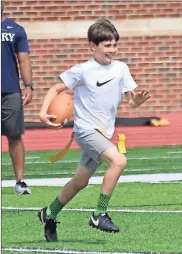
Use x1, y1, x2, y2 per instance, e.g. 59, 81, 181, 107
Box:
60, 58, 137, 138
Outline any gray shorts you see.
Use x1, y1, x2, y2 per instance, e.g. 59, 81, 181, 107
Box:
74, 130, 115, 173
1, 93, 24, 137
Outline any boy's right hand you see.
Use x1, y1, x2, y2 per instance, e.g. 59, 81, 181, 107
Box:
39, 113, 63, 128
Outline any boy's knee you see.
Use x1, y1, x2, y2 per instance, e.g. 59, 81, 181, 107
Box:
111, 154, 127, 171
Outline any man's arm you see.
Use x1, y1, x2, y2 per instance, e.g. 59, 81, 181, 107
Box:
17, 52, 32, 84
17, 52, 33, 105
125, 89, 150, 108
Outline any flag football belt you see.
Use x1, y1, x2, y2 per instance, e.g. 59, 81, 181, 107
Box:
48, 130, 126, 163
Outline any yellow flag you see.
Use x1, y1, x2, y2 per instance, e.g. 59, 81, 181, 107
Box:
117, 134, 126, 154
48, 132, 74, 163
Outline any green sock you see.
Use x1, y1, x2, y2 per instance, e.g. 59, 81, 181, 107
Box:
46, 197, 65, 220
94, 192, 111, 216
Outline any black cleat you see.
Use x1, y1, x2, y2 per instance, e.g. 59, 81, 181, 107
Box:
15, 181, 31, 195
38, 207, 59, 242
89, 212, 120, 233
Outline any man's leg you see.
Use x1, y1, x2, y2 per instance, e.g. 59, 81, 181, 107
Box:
1, 93, 31, 195
8, 135, 25, 181
7, 135, 31, 194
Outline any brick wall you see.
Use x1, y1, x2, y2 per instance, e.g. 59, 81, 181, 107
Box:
4, 1, 182, 20
3, 1, 182, 120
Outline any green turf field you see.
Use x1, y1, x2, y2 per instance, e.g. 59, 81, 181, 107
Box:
2, 146, 182, 180
2, 145, 182, 254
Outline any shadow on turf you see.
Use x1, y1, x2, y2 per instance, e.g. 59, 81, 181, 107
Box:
10, 238, 105, 245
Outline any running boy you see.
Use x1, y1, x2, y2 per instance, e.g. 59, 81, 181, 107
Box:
39, 19, 150, 242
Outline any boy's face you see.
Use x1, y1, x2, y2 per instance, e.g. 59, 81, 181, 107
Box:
90, 39, 118, 65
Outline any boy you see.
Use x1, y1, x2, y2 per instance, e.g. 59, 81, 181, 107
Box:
39, 19, 150, 241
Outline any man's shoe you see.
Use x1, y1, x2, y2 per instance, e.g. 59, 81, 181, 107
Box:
89, 212, 120, 233
15, 181, 32, 195
38, 207, 59, 242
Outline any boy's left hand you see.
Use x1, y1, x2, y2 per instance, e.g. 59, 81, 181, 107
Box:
131, 90, 150, 106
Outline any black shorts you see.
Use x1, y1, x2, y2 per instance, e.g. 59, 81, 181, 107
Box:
1, 93, 24, 137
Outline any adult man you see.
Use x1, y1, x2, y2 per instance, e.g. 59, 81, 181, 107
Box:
1, 1, 33, 194
38, 19, 150, 241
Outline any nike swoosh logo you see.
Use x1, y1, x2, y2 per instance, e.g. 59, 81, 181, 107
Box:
91, 216, 99, 226
96, 78, 114, 87
7, 26, 14, 29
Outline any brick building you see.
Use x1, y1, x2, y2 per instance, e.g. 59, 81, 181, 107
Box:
3, 0, 182, 121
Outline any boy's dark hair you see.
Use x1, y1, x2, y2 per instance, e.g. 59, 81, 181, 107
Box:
88, 19, 119, 45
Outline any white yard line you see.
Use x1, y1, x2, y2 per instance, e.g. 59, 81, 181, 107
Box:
128, 156, 182, 160
3, 167, 182, 177
25, 156, 40, 159
2, 173, 182, 187
2, 206, 182, 214
2, 155, 182, 166
167, 151, 182, 154
1, 247, 164, 254
151, 181, 182, 184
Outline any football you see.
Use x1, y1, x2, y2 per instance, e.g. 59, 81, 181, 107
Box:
48, 92, 74, 125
